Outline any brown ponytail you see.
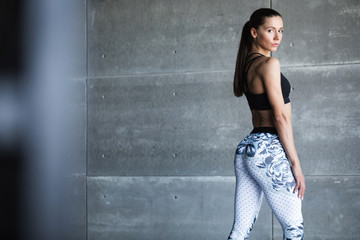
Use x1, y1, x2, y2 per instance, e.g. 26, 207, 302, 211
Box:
233, 20, 252, 97
233, 8, 282, 97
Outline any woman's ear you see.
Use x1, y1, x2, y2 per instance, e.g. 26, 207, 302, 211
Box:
250, 27, 257, 40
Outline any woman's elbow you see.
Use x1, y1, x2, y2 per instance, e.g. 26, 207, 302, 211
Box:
273, 112, 290, 126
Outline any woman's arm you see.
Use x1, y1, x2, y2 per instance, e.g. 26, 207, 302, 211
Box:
260, 57, 305, 200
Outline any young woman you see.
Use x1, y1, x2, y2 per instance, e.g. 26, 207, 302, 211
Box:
227, 8, 305, 240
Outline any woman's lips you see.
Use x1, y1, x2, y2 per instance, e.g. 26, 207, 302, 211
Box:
273, 43, 279, 46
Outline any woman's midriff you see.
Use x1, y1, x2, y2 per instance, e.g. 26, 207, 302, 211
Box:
250, 103, 292, 128
251, 109, 275, 127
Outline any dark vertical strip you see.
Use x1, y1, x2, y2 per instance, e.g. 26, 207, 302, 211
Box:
85, 0, 89, 78
0, 1, 23, 239
85, 2, 88, 178
0, 140, 23, 240
85, 0, 89, 239
86, 176, 88, 240
0, 0, 23, 76
174, 4, 178, 71
85, 78, 88, 240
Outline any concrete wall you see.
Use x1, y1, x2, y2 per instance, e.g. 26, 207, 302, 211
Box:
72, 0, 360, 239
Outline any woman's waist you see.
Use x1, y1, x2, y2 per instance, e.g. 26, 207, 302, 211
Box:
251, 126, 277, 134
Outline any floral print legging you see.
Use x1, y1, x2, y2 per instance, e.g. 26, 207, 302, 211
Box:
228, 132, 304, 240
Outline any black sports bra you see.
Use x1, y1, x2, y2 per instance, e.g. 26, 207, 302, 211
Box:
244, 53, 291, 110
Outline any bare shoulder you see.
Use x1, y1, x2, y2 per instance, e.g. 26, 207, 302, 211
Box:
257, 56, 280, 76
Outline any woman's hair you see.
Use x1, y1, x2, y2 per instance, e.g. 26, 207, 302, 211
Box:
233, 8, 282, 97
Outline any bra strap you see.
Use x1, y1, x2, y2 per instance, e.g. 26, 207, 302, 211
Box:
243, 53, 265, 91
246, 52, 265, 59
244, 54, 264, 74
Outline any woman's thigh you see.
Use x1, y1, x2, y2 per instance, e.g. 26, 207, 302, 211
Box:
244, 133, 304, 239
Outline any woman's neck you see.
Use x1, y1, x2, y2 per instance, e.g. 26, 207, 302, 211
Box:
250, 46, 271, 57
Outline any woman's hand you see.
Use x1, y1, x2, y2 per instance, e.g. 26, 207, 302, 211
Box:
292, 164, 305, 200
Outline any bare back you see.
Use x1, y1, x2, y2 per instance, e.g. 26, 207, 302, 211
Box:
245, 54, 292, 128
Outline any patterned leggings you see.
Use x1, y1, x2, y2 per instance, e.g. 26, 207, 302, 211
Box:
228, 130, 304, 240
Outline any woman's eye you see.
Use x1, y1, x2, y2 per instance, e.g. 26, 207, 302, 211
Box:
279, 29, 284, 33
268, 29, 273, 33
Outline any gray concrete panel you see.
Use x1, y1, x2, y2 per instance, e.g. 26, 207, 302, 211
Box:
87, 176, 272, 240
171, 0, 267, 73
272, 0, 360, 66
87, 71, 253, 176
87, 0, 268, 77
284, 64, 360, 175
88, 64, 359, 176
273, 176, 360, 240
87, 0, 177, 76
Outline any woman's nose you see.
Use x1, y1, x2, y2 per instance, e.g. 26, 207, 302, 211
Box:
274, 32, 279, 40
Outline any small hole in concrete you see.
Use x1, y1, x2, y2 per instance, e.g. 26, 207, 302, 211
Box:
174, 196, 178, 199
173, 92, 176, 96
103, 195, 106, 198
102, 54, 106, 58
173, 50, 177, 54
290, 42, 294, 47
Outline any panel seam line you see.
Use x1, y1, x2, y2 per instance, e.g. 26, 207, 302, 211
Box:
86, 61, 360, 80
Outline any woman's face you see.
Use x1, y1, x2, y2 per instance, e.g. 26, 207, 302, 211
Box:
251, 16, 284, 52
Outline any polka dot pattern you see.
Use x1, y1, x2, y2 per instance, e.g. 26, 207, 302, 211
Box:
228, 133, 304, 240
